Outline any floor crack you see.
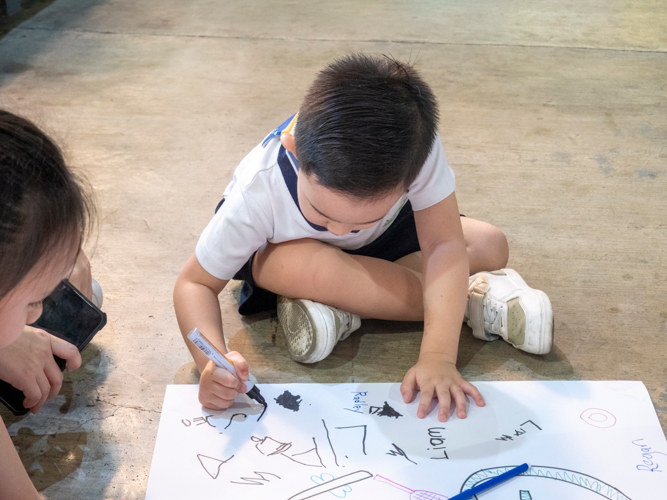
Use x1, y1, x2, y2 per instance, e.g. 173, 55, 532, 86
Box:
14, 25, 667, 55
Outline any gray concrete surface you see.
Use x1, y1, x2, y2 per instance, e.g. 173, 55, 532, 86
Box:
0, 0, 665, 497
4, 0, 22, 17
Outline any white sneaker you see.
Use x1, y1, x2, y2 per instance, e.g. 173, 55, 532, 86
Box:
91, 279, 103, 309
465, 269, 553, 355
277, 296, 361, 363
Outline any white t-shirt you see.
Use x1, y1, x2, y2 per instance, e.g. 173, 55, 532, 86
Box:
196, 131, 456, 280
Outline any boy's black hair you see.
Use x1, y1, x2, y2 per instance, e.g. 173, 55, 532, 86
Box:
0, 110, 93, 301
295, 54, 439, 198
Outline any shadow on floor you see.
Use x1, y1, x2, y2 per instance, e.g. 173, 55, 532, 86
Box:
0, 0, 56, 41
0, 342, 118, 492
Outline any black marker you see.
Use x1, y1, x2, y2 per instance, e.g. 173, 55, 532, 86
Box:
187, 328, 267, 409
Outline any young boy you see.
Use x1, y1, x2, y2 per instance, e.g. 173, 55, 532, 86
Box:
174, 54, 553, 423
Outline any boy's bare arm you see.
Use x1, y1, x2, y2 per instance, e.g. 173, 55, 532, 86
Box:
402, 192, 485, 422
174, 253, 248, 410
174, 253, 229, 366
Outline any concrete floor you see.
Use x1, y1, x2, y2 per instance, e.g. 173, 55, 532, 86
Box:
0, 0, 665, 497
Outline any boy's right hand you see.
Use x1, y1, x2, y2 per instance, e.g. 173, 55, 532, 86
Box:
198, 351, 249, 411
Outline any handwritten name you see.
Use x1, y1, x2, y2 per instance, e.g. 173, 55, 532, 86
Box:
344, 391, 368, 414
427, 427, 448, 460
495, 419, 542, 442
633, 438, 665, 472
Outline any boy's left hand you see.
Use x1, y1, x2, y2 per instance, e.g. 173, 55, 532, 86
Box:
400, 352, 485, 422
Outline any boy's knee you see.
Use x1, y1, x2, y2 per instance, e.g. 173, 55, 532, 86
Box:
252, 239, 334, 295
485, 226, 509, 270
309, 245, 347, 295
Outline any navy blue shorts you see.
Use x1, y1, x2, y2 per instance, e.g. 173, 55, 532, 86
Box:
231, 200, 423, 316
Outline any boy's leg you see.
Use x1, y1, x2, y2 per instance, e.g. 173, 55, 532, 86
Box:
253, 217, 509, 322
253, 239, 424, 321
253, 239, 426, 363
394, 217, 509, 276
395, 218, 551, 355
255, 217, 551, 360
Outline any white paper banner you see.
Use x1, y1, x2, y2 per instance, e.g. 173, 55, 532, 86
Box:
146, 381, 667, 499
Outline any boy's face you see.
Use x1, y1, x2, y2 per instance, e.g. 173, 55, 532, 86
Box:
297, 169, 404, 236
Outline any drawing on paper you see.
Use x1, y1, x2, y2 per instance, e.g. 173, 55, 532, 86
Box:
146, 382, 667, 500
580, 408, 617, 429
386, 443, 417, 465
224, 412, 248, 429
251, 435, 325, 468
276, 390, 303, 411
459, 466, 632, 500
230, 471, 281, 486
375, 474, 449, 500
197, 454, 233, 479
288, 471, 373, 500
334, 425, 368, 456
369, 401, 402, 418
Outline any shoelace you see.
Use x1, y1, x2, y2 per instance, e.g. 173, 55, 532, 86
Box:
483, 295, 505, 334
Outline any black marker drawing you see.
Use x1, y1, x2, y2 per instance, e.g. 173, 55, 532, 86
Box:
521, 420, 542, 430
460, 465, 632, 500
257, 403, 267, 422
230, 471, 281, 486
181, 414, 218, 428
496, 419, 542, 442
369, 401, 403, 418
197, 454, 234, 480
427, 427, 448, 460
289, 438, 325, 468
386, 443, 417, 465
275, 390, 302, 411
224, 413, 248, 429
322, 419, 339, 467
194, 415, 215, 427
334, 425, 368, 455
252, 435, 290, 455
251, 435, 324, 467
375, 474, 448, 500
287, 470, 373, 500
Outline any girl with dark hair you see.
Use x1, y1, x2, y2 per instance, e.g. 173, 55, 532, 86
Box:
0, 110, 117, 499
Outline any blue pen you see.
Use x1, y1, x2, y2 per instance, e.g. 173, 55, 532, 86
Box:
450, 463, 529, 500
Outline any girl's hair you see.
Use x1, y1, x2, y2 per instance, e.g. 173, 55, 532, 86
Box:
0, 110, 93, 301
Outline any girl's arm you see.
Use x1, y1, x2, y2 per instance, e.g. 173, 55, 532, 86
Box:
0, 417, 43, 500
173, 253, 249, 411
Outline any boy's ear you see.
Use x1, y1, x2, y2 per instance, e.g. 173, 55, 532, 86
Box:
280, 133, 297, 157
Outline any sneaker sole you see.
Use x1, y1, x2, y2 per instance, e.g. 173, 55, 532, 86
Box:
277, 297, 338, 364
503, 269, 553, 355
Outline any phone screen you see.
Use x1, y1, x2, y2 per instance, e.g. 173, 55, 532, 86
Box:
32, 280, 106, 350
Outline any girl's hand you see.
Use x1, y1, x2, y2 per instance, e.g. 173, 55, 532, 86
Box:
198, 351, 248, 411
400, 352, 485, 422
0, 326, 81, 413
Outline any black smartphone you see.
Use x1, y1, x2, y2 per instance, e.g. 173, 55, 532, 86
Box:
0, 279, 107, 415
